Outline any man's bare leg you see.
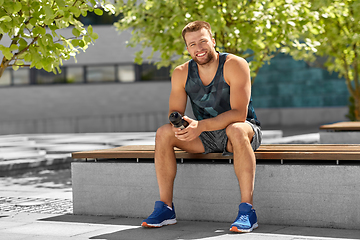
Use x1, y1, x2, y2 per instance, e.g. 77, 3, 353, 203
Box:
154, 124, 205, 207
226, 122, 258, 233
226, 122, 256, 205
142, 124, 205, 227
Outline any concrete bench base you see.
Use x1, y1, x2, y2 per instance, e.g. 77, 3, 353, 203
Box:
72, 162, 360, 230
320, 121, 360, 144
320, 131, 360, 144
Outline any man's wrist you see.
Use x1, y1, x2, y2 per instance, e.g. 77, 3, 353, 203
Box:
197, 120, 206, 133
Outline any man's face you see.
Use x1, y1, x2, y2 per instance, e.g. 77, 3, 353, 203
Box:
184, 28, 216, 66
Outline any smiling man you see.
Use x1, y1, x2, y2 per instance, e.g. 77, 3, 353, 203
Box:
141, 21, 262, 233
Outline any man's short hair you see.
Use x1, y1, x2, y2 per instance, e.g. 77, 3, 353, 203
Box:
181, 21, 213, 45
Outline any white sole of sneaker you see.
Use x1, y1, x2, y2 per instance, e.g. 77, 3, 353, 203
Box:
230, 222, 258, 233
142, 218, 177, 228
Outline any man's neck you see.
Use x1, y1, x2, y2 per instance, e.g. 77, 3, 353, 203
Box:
197, 51, 220, 85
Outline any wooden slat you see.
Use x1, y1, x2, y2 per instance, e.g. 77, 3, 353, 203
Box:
71, 144, 360, 161
320, 122, 360, 131
175, 152, 232, 159
257, 144, 360, 152
255, 151, 360, 160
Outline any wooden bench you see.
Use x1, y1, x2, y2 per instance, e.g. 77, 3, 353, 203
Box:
71, 143, 360, 230
319, 121, 360, 144
320, 121, 360, 131
72, 144, 360, 164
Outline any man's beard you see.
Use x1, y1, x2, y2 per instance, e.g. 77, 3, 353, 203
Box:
193, 50, 216, 66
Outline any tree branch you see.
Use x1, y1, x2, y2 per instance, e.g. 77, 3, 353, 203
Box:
53, 34, 87, 44
9, 36, 39, 64
8, 63, 31, 67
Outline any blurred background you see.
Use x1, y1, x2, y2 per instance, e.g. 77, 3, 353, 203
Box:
0, 2, 350, 137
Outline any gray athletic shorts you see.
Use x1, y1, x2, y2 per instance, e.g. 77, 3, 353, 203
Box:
198, 120, 262, 155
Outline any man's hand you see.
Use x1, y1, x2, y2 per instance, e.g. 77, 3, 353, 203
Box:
173, 116, 202, 142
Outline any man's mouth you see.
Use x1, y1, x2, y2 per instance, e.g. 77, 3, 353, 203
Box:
196, 52, 206, 57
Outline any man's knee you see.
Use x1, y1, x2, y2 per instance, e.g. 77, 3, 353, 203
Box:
226, 123, 252, 144
156, 124, 175, 143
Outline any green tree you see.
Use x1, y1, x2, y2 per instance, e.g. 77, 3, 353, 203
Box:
0, 0, 115, 78
290, 0, 360, 120
114, 0, 317, 84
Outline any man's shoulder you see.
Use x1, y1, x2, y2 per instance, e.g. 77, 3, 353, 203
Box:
223, 53, 250, 73
223, 53, 250, 84
224, 53, 248, 65
173, 60, 190, 78
174, 60, 190, 72
171, 60, 190, 85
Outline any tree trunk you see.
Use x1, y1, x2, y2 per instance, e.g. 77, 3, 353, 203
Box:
0, 66, 5, 79
354, 94, 360, 121
0, 56, 9, 79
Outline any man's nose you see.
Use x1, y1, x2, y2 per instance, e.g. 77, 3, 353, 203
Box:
195, 43, 203, 51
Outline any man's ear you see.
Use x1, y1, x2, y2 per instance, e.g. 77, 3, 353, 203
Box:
212, 38, 216, 47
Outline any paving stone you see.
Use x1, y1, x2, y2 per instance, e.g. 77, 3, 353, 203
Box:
0, 197, 72, 215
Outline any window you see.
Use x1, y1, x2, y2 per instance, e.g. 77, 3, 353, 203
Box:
13, 68, 30, 85
0, 62, 171, 87
67, 67, 84, 83
86, 66, 115, 82
118, 65, 135, 82
140, 63, 171, 81
36, 68, 65, 84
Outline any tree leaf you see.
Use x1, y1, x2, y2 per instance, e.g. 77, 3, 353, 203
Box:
70, 6, 81, 18
10, 44, 18, 51
2, 48, 13, 59
90, 32, 99, 40
0, 16, 11, 22
55, 0, 65, 7
94, 8, 103, 16
87, 25, 93, 34
43, 5, 54, 19
13, 2, 22, 13
72, 27, 81, 37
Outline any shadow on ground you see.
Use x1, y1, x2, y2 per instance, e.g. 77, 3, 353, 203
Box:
42, 214, 360, 240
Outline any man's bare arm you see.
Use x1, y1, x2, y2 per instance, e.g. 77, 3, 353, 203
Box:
196, 55, 251, 131
168, 64, 188, 118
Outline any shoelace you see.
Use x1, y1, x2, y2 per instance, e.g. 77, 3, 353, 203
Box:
237, 215, 249, 223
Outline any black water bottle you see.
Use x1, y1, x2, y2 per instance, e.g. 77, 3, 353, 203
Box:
169, 112, 189, 129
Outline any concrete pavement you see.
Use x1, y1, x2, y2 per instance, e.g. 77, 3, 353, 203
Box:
1, 211, 360, 240
1, 131, 360, 239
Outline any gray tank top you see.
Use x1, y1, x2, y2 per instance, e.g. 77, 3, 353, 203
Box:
185, 52, 259, 125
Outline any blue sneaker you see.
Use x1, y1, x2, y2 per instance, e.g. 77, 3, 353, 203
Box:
142, 201, 177, 228
230, 203, 258, 233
